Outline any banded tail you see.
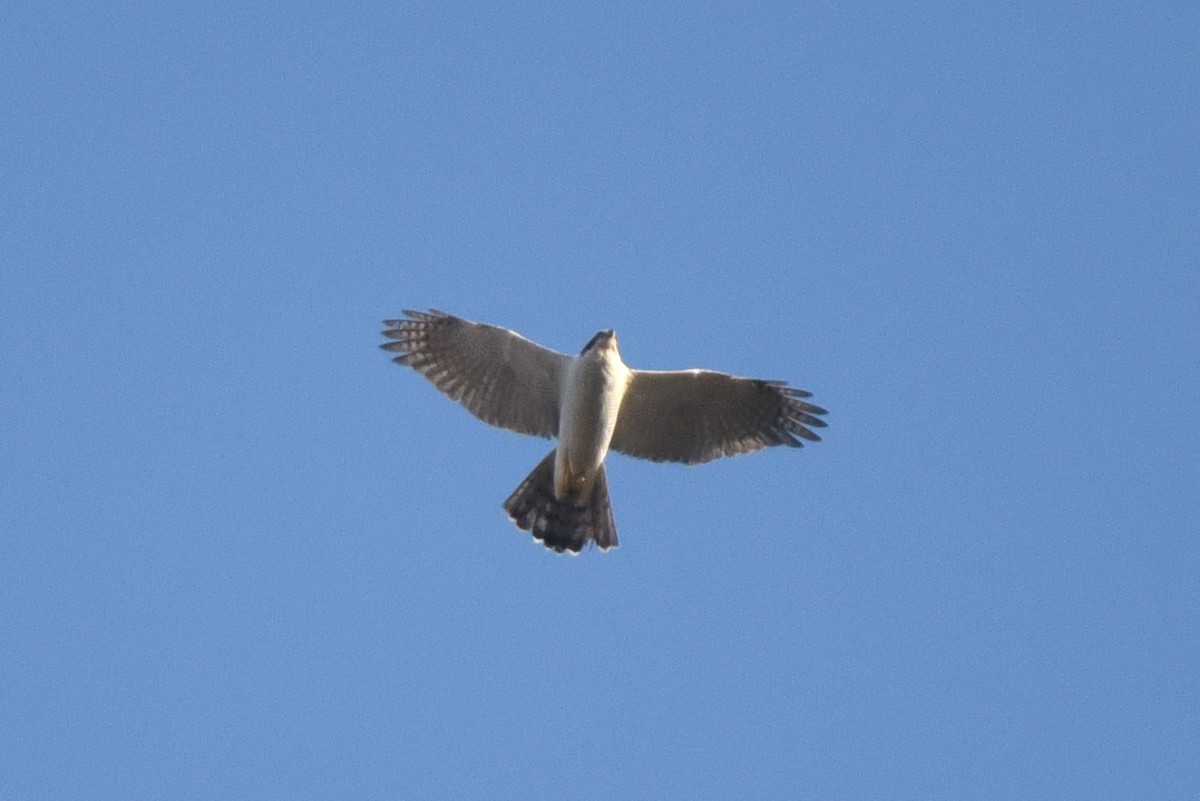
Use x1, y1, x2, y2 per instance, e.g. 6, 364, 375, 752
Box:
503, 449, 618, 554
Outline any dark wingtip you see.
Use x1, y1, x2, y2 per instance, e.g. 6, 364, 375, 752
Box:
380, 341, 408, 353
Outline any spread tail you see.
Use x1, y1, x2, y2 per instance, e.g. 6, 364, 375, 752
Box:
503, 449, 618, 554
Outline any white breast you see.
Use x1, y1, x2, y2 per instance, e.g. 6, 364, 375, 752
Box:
554, 348, 631, 498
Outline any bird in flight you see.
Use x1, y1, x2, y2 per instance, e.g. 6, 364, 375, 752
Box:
381, 310, 827, 554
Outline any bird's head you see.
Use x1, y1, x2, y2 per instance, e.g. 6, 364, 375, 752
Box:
580, 328, 618, 356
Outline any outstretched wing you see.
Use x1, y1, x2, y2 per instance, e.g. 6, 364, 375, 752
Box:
610, 368, 827, 465
381, 310, 568, 438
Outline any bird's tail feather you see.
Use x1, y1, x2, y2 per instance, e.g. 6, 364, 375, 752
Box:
503, 449, 617, 554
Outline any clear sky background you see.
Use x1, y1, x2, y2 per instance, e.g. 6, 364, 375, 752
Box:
3, 2, 1197, 799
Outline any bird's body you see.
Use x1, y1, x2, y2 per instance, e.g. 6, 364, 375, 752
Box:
381, 310, 826, 554
555, 331, 628, 499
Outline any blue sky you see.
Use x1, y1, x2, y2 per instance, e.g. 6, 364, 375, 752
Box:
2, 2, 1197, 798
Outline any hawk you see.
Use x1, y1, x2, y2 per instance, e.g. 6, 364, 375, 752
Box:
381, 310, 827, 554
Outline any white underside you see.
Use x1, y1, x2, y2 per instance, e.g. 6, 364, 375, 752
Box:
554, 345, 630, 499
